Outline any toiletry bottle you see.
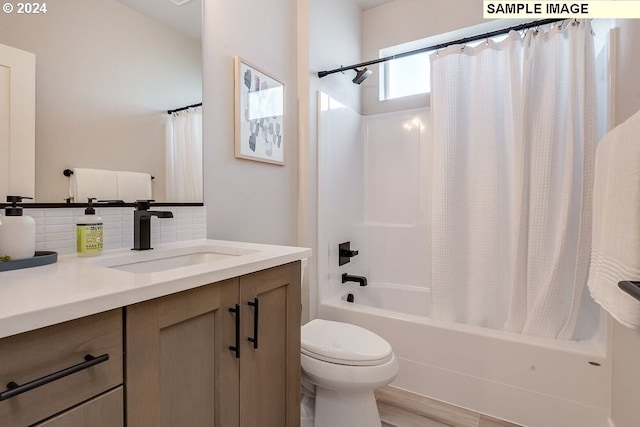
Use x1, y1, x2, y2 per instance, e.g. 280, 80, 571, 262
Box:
0, 196, 36, 261
76, 198, 103, 257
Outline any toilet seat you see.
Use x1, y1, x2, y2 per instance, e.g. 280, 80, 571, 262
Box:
301, 319, 393, 366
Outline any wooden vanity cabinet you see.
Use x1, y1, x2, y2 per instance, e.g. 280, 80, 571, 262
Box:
0, 309, 124, 427
126, 261, 301, 427
34, 387, 124, 427
238, 262, 302, 427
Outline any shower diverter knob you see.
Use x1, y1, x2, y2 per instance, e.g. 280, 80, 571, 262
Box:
339, 241, 359, 266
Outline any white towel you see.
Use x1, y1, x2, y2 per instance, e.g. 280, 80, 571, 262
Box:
116, 171, 153, 202
69, 168, 118, 202
588, 110, 640, 329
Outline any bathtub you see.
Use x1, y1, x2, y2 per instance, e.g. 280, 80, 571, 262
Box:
318, 283, 610, 427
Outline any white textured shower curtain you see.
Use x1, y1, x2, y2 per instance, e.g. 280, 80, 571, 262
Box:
166, 107, 203, 202
429, 21, 597, 338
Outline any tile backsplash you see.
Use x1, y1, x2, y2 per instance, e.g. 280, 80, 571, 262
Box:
24, 206, 207, 255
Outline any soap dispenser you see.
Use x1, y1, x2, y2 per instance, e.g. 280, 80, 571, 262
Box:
76, 198, 103, 257
0, 196, 36, 260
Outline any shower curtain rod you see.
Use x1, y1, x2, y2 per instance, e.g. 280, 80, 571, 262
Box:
317, 18, 566, 79
167, 102, 202, 115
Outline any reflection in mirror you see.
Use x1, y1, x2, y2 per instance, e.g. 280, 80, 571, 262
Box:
0, 0, 202, 203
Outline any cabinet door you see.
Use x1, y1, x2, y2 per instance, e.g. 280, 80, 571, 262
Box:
35, 387, 123, 427
126, 278, 239, 427
239, 262, 301, 427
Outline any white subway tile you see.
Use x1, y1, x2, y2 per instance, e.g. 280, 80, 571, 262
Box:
44, 216, 73, 226
177, 231, 193, 241
44, 232, 74, 242
36, 206, 205, 250
28, 211, 45, 220
44, 240, 75, 251
45, 209, 74, 218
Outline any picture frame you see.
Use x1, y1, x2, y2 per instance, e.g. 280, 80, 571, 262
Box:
234, 57, 285, 165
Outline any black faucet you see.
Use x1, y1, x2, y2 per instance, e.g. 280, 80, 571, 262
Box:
132, 200, 173, 251
342, 273, 367, 287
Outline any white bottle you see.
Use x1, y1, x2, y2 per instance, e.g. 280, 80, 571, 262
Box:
0, 196, 36, 261
76, 198, 103, 257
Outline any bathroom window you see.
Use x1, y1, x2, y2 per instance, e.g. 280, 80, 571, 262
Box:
380, 52, 430, 101
379, 34, 509, 101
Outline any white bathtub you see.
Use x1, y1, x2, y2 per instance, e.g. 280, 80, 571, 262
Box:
319, 283, 610, 427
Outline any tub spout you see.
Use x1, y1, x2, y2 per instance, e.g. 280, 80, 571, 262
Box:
342, 273, 367, 287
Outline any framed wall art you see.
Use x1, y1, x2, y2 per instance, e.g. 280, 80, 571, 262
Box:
234, 57, 285, 165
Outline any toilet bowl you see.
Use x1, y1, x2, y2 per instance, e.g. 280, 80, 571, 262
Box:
301, 319, 399, 427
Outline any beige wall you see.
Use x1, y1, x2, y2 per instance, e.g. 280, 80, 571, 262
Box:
0, 0, 202, 202
202, 0, 298, 246
610, 18, 640, 427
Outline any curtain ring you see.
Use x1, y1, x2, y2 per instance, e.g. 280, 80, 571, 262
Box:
460, 45, 465, 52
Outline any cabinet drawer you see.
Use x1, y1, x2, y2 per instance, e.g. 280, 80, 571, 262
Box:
0, 309, 123, 427
35, 386, 124, 427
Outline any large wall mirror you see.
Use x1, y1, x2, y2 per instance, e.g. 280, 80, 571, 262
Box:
0, 0, 202, 203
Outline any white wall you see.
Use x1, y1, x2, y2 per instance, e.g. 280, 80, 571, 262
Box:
0, 0, 202, 202
202, 0, 298, 246
302, 0, 364, 321
610, 18, 640, 427
310, 0, 363, 113
361, 0, 487, 115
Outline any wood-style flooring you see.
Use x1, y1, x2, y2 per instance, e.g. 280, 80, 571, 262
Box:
377, 386, 522, 427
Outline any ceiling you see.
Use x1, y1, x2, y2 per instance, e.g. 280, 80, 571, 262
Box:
115, 0, 202, 42
114, 0, 393, 42
355, 0, 395, 10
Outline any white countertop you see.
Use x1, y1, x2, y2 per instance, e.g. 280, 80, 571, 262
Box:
0, 239, 311, 339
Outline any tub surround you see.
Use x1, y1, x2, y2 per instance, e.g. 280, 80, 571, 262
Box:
0, 239, 311, 339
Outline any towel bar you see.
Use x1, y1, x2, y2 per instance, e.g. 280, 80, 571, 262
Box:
63, 169, 155, 180
618, 281, 640, 302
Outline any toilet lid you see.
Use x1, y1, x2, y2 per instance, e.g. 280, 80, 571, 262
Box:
301, 319, 393, 366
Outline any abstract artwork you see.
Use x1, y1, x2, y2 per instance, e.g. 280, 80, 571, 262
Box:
234, 57, 284, 165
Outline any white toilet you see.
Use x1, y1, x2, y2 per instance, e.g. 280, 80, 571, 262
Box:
301, 319, 399, 427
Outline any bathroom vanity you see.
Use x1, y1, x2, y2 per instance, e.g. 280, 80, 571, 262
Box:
0, 239, 310, 427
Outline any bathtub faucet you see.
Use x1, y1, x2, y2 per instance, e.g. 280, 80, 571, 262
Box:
342, 273, 367, 287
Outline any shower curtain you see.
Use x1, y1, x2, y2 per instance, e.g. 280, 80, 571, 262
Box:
429, 20, 597, 338
166, 107, 203, 202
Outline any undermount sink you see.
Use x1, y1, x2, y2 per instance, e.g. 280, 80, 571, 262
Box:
108, 252, 237, 274
91, 244, 257, 274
